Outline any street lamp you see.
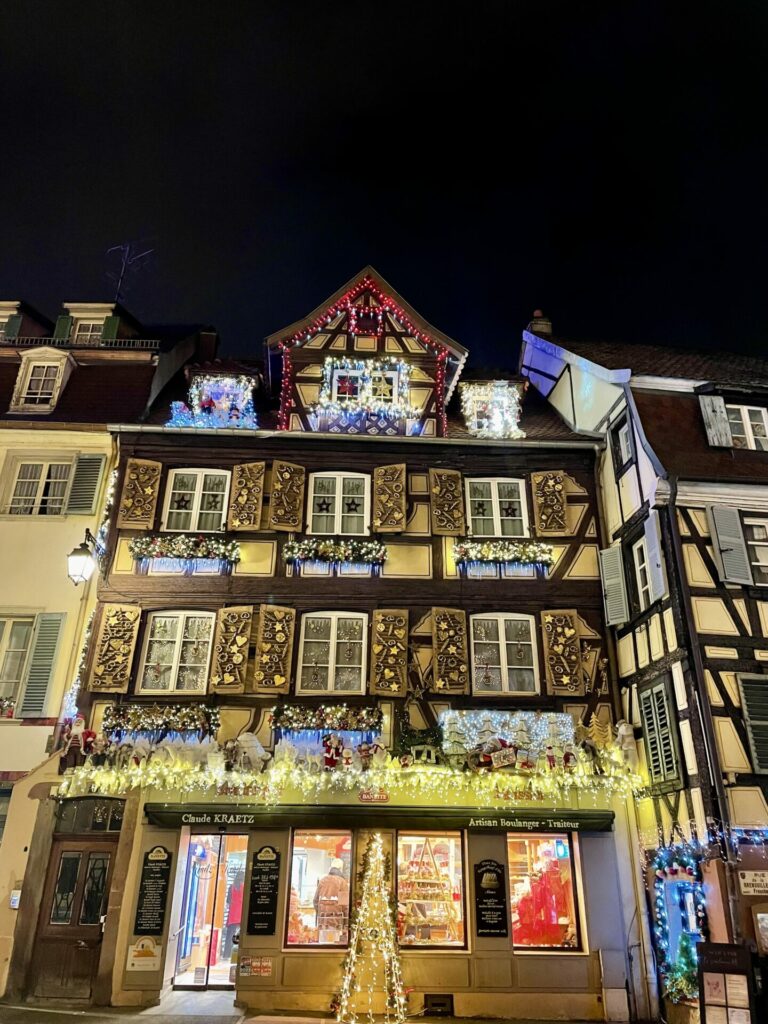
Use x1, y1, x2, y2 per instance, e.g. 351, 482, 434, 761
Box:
67, 529, 97, 586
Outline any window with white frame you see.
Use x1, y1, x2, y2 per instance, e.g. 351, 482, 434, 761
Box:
470, 613, 538, 694
297, 612, 367, 694
331, 367, 397, 405
726, 405, 768, 451
466, 478, 528, 537
8, 461, 71, 515
22, 364, 60, 405
309, 473, 369, 535
0, 617, 34, 703
74, 322, 103, 345
137, 611, 215, 693
633, 535, 652, 611
163, 469, 230, 532
744, 519, 768, 585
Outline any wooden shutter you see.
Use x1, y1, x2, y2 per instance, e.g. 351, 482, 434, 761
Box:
53, 315, 73, 340
227, 462, 266, 530
101, 315, 120, 341
431, 607, 469, 693
429, 469, 465, 535
541, 609, 584, 695
373, 464, 407, 532
699, 395, 733, 447
737, 674, 768, 773
18, 613, 65, 717
268, 461, 305, 532
88, 604, 140, 693
371, 609, 409, 696
65, 454, 106, 514
116, 458, 162, 530
531, 470, 577, 536
639, 681, 680, 787
707, 505, 752, 585
3, 314, 21, 340
599, 545, 629, 626
210, 606, 253, 694
252, 605, 295, 694
644, 510, 668, 604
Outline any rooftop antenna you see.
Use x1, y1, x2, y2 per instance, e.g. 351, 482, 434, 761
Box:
106, 239, 156, 304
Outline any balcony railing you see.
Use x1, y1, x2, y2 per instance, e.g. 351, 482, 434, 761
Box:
2, 335, 162, 351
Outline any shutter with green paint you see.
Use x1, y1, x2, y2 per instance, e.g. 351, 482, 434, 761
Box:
707, 505, 752, 585
738, 674, 768, 773
639, 681, 679, 787
599, 545, 629, 626
53, 315, 73, 340
19, 613, 65, 717
3, 314, 22, 340
65, 454, 106, 514
644, 511, 668, 604
101, 316, 119, 341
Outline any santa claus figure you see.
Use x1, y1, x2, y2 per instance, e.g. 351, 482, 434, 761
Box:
323, 733, 342, 770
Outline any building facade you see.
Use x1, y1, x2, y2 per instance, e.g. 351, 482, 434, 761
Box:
3, 272, 651, 1019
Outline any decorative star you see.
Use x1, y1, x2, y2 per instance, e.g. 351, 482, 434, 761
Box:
173, 495, 191, 510
345, 498, 361, 513
501, 503, 517, 518
474, 501, 487, 516
316, 498, 332, 513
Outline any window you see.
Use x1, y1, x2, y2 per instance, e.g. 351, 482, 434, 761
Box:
309, 473, 370, 535
726, 405, 768, 451
397, 832, 465, 947
632, 536, 652, 611
661, 878, 702, 961
611, 418, 633, 472
507, 833, 580, 949
297, 612, 367, 694
737, 675, 768, 773
74, 321, 103, 345
0, 617, 34, 704
332, 367, 397, 405
466, 478, 528, 537
287, 830, 352, 946
138, 611, 215, 693
163, 469, 230, 532
638, 677, 681, 790
744, 519, 768, 585
8, 461, 71, 515
470, 614, 538, 694
22, 364, 60, 405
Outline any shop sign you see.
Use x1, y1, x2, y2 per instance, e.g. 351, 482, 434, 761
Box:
134, 846, 172, 937
473, 859, 508, 937
467, 814, 583, 831
359, 786, 389, 803
698, 943, 754, 1024
126, 936, 162, 972
737, 870, 768, 896
247, 845, 281, 935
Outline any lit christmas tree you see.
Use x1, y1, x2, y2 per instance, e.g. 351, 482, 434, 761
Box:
336, 833, 407, 1024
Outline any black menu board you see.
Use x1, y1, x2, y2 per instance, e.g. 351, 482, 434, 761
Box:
247, 846, 281, 935
474, 859, 508, 937
134, 846, 172, 936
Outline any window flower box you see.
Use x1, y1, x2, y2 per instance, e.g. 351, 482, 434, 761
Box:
128, 534, 240, 576
452, 538, 554, 571
283, 537, 387, 572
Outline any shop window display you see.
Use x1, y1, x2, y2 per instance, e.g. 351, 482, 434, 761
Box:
287, 830, 352, 947
507, 833, 579, 949
396, 833, 465, 947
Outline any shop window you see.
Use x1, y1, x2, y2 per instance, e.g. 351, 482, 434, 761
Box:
507, 833, 580, 949
465, 478, 529, 537
297, 612, 367, 694
470, 613, 538, 694
286, 830, 353, 947
308, 472, 370, 535
162, 469, 230, 532
137, 611, 215, 693
55, 798, 124, 834
397, 832, 465, 948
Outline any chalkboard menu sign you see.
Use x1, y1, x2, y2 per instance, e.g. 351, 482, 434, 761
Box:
474, 859, 508, 937
698, 943, 755, 1024
134, 846, 173, 937
247, 846, 281, 935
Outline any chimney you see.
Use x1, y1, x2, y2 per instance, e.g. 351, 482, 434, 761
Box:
528, 309, 552, 336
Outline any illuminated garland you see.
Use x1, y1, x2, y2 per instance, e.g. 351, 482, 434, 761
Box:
271, 704, 384, 733
94, 468, 118, 570
167, 373, 258, 429
60, 611, 95, 723
102, 702, 221, 738
459, 380, 526, 439
128, 534, 241, 563
650, 842, 708, 1003
283, 537, 387, 566
453, 538, 554, 567
310, 356, 419, 420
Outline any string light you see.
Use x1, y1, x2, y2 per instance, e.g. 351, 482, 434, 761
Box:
310, 356, 419, 422
60, 611, 96, 724
167, 374, 258, 429
271, 704, 383, 733
459, 381, 526, 439
128, 534, 241, 563
283, 537, 387, 568
452, 539, 554, 568
102, 702, 221, 739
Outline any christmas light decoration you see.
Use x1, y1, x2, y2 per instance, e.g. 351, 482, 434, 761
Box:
271, 704, 383, 733
60, 612, 95, 724
128, 533, 241, 563
310, 356, 419, 421
335, 833, 406, 1024
460, 380, 526, 438
649, 841, 707, 1003
283, 537, 387, 567
94, 468, 118, 569
102, 702, 221, 739
167, 374, 258, 429
439, 709, 574, 752
452, 538, 554, 568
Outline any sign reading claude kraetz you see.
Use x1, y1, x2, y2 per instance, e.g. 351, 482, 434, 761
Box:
134, 846, 172, 937
247, 846, 281, 936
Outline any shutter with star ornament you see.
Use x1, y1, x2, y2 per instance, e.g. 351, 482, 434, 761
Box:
227, 462, 266, 530
88, 604, 141, 693
431, 607, 469, 694
252, 604, 295, 694
370, 609, 409, 697
541, 609, 584, 695
116, 458, 162, 530
268, 461, 306, 532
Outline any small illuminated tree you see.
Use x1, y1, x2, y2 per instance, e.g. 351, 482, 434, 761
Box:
336, 832, 407, 1024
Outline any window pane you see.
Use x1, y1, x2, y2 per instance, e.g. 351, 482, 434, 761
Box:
167, 473, 197, 530
497, 482, 524, 536
334, 618, 364, 691
333, 371, 361, 401
727, 407, 748, 447
79, 853, 110, 924
472, 618, 502, 692
40, 464, 70, 515
0, 619, 33, 700
507, 834, 578, 949
197, 474, 226, 531
340, 477, 365, 535
10, 463, 42, 514
312, 477, 337, 533
397, 833, 465, 947
287, 831, 352, 946
748, 409, 768, 450
176, 616, 212, 691
50, 852, 82, 924
141, 615, 180, 690
504, 618, 535, 691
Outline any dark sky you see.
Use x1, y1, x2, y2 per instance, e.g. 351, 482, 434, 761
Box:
2, 1, 767, 364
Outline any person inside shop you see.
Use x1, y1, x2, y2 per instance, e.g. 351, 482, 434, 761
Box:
313, 857, 350, 939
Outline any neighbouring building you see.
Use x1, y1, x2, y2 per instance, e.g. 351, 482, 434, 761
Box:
521, 319, 768, 1014
3, 270, 652, 1020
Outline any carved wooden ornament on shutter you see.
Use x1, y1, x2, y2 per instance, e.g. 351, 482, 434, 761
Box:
429, 468, 466, 535
210, 606, 253, 694
227, 462, 266, 531
371, 609, 409, 697
268, 461, 305, 532
373, 464, 407, 532
116, 458, 162, 530
431, 607, 469, 693
541, 609, 584, 696
88, 603, 140, 692
531, 471, 573, 536
252, 604, 295, 694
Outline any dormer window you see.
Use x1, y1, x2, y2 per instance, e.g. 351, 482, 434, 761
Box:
73, 321, 103, 345
8, 349, 73, 414
726, 405, 768, 451
23, 364, 59, 405
332, 366, 397, 405
167, 373, 258, 429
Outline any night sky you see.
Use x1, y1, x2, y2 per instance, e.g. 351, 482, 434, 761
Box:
2, 1, 767, 364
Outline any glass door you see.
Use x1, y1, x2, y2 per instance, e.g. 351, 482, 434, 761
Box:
174, 834, 248, 989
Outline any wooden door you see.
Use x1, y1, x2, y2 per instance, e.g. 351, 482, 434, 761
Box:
29, 837, 117, 999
